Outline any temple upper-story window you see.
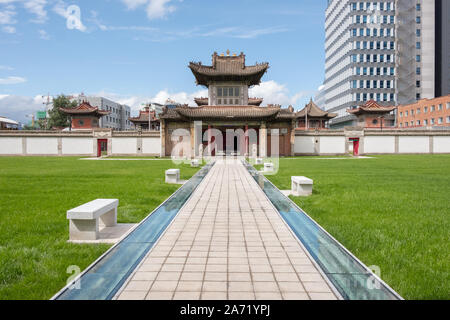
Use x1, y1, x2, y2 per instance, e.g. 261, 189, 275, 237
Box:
217, 87, 241, 105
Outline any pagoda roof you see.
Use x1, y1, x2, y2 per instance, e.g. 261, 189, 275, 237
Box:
296, 99, 337, 119
129, 110, 159, 124
60, 101, 110, 117
248, 98, 264, 106
189, 52, 269, 87
160, 105, 295, 121
194, 97, 264, 107
194, 97, 209, 106
347, 100, 396, 115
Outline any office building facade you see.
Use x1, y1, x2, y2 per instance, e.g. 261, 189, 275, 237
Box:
324, 0, 450, 128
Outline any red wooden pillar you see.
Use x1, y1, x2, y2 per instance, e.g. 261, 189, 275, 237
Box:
208, 125, 212, 156
245, 124, 249, 156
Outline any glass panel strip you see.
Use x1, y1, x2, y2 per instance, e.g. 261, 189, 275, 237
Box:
53, 162, 215, 300
243, 161, 402, 300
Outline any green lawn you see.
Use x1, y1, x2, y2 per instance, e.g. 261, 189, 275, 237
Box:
262, 155, 450, 300
0, 156, 448, 300
0, 157, 199, 300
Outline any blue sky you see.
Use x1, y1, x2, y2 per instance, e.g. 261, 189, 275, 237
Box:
0, 0, 327, 123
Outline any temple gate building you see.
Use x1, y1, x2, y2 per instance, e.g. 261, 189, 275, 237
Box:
347, 100, 396, 129
61, 101, 110, 131
296, 99, 337, 130
129, 106, 160, 131
160, 51, 321, 158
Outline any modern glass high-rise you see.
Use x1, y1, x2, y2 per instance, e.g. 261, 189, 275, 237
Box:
323, 0, 449, 128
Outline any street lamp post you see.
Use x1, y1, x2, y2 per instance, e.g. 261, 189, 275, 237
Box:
149, 104, 151, 132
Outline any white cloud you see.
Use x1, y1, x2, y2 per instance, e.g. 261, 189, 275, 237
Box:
249, 81, 306, 107
0, 0, 48, 24
121, 0, 148, 10
38, 28, 49, 39
0, 76, 26, 84
0, 65, 13, 70
0, 94, 43, 123
23, 0, 47, 23
121, 0, 177, 20
0, 6, 16, 25
92, 88, 207, 114
0, 81, 307, 124
91, 80, 304, 116
2, 25, 15, 33
146, 0, 176, 19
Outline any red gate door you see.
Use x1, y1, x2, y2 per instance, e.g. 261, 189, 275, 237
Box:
97, 139, 107, 157
352, 139, 360, 156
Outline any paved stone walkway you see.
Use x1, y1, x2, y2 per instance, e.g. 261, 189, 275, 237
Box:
115, 159, 338, 300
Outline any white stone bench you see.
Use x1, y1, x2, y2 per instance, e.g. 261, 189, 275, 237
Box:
264, 162, 274, 172
165, 169, 180, 184
291, 176, 313, 196
67, 199, 118, 241
191, 159, 199, 167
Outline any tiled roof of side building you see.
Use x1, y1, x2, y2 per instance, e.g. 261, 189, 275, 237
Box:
60, 101, 110, 116
347, 100, 396, 115
276, 107, 296, 120
129, 112, 160, 123
296, 99, 337, 119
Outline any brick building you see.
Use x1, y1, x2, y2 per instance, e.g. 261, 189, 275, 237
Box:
397, 95, 450, 128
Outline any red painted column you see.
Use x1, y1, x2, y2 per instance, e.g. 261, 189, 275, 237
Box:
245, 124, 249, 156
208, 125, 212, 156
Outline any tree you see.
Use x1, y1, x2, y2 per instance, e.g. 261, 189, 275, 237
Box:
47, 95, 77, 129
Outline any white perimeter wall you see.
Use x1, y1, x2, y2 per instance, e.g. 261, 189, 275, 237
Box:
62, 138, 93, 155
294, 136, 315, 154
1, 133, 449, 156
364, 136, 396, 154
0, 137, 22, 155
111, 137, 137, 155
26, 137, 58, 155
433, 136, 450, 153
319, 136, 346, 154
398, 136, 429, 153
142, 137, 160, 155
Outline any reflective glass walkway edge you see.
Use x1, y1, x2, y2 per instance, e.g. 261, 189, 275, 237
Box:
243, 161, 402, 300
52, 162, 215, 300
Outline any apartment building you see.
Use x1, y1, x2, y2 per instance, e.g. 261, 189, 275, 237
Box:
71, 96, 132, 131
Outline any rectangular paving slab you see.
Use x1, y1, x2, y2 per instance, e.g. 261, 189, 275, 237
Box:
115, 159, 338, 300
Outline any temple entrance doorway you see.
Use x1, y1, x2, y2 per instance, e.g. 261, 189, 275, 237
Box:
202, 126, 259, 157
